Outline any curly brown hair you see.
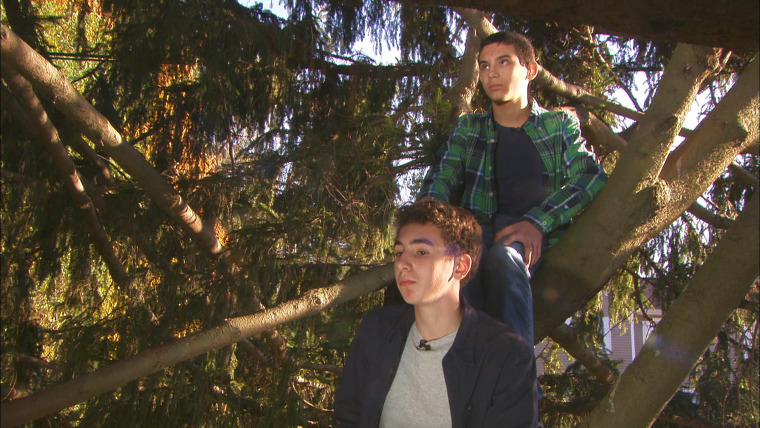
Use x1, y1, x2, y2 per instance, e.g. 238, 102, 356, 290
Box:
395, 199, 482, 284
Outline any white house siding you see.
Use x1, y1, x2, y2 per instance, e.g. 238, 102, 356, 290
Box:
535, 293, 662, 376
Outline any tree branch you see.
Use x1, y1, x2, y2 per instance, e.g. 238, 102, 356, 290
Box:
729, 161, 759, 189
532, 48, 756, 344
238, 338, 274, 367
1, 64, 132, 292
686, 202, 734, 229
400, 0, 759, 51
534, 66, 646, 124
0, 168, 46, 189
444, 8, 494, 118
443, 9, 485, 118
557, 106, 627, 153
578, 192, 759, 428
655, 414, 723, 428
0, 23, 223, 258
661, 57, 759, 185
549, 324, 617, 386
296, 361, 343, 374
0, 263, 394, 427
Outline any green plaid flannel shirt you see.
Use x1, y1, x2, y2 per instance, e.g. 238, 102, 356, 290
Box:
418, 102, 607, 248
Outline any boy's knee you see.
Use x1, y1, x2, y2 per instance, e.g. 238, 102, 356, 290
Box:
483, 244, 525, 271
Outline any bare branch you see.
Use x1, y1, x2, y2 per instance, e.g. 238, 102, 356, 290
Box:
12, 352, 59, 371
729, 162, 759, 189
535, 64, 698, 139
549, 324, 617, 386
535, 65, 643, 122
558, 106, 627, 153
0, 264, 394, 427
238, 338, 273, 366
0, 168, 47, 189
686, 202, 734, 229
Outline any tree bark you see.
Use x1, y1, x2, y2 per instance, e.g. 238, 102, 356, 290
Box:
401, 0, 759, 51
532, 53, 758, 341
610, 45, 723, 184
536, 66, 643, 121
0, 24, 223, 258
0, 264, 394, 427
578, 192, 759, 428
661, 60, 760, 183
444, 8, 493, 118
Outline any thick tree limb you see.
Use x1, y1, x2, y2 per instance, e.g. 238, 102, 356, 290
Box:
0, 24, 223, 258
661, 57, 759, 184
577, 193, 759, 428
549, 324, 617, 386
610, 44, 723, 186
453, 7, 496, 42
0, 264, 394, 427
532, 49, 758, 342
444, 8, 493, 117
535, 66, 643, 122
400, 0, 759, 51
567, 108, 754, 230
443, 9, 485, 118
1, 65, 132, 291
558, 106, 626, 155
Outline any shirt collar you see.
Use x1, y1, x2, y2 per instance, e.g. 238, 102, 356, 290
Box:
526, 99, 546, 127
487, 99, 546, 129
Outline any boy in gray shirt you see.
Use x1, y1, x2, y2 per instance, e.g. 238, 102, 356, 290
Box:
335, 199, 538, 427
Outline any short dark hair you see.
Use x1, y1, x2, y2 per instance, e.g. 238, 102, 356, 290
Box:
480, 31, 536, 67
395, 199, 482, 284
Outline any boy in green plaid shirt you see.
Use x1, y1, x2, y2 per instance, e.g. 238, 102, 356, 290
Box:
418, 31, 607, 349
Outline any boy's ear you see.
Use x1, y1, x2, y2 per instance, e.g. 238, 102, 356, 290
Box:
454, 254, 473, 279
527, 61, 538, 81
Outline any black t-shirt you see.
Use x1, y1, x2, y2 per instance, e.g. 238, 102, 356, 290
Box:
494, 124, 545, 217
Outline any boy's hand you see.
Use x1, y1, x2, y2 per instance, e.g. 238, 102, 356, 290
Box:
494, 221, 543, 269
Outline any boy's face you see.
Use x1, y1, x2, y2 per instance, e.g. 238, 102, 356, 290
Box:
393, 222, 462, 307
478, 42, 536, 105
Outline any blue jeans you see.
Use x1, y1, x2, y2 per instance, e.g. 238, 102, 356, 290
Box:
463, 215, 546, 349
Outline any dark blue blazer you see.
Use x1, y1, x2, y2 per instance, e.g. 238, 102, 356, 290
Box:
334, 300, 538, 427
